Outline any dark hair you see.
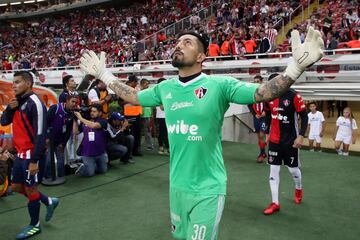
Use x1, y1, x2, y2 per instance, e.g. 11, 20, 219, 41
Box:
14, 71, 33, 86
91, 104, 103, 113
268, 73, 280, 81
62, 75, 73, 88
177, 31, 208, 53
308, 102, 317, 106
128, 75, 138, 82
157, 78, 166, 84
140, 78, 150, 86
254, 75, 263, 81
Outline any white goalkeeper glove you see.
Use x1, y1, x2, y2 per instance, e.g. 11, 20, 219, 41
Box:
285, 26, 325, 80
79, 50, 117, 86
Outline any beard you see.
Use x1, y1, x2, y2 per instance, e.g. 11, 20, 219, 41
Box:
171, 55, 195, 68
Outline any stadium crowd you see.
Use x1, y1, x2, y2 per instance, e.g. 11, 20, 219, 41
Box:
0, 0, 212, 70
281, 0, 360, 52
2, 0, 309, 71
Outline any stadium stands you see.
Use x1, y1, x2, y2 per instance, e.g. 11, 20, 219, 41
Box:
1, 0, 359, 71
279, 0, 360, 52
0, 0, 212, 70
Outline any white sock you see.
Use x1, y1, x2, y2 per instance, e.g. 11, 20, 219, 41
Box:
287, 167, 302, 189
269, 165, 281, 204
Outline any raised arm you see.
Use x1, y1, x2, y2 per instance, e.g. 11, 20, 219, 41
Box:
255, 27, 324, 102
79, 51, 139, 105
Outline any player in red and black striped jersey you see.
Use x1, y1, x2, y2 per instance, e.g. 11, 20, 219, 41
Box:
247, 75, 267, 163
1, 71, 59, 239
263, 73, 308, 215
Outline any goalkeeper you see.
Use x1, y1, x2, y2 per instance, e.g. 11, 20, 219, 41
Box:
79, 27, 324, 240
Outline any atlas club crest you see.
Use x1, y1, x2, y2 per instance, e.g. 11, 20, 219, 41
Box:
194, 87, 207, 99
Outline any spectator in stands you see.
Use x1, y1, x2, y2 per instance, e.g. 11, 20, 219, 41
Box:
220, 34, 231, 57
341, 13, 351, 29
231, 34, 246, 57
323, 10, 332, 36
73, 105, 109, 176
346, 9, 359, 24
257, 30, 271, 57
208, 35, 220, 58
325, 32, 338, 54
266, 22, 278, 48
333, 107, 358, 156
45, 94, 78, 179
59, 75, 80, 104
140, 79, 154, 150
346, 29, 360, 53
243, 35, 257, 57
88, 79, 112, 119
106, 112, 135, 164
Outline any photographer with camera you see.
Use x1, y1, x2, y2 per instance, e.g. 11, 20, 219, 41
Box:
0, 147, 15, 197
73, 105, 109, 177
44, 94, 78, 182
107, 112, 135, 164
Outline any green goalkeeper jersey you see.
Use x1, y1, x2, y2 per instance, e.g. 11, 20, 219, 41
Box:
138, 73, 258, 194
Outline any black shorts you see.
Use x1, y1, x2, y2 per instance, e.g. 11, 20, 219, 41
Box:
267, 142, 299, 167
253, 117, 267, 133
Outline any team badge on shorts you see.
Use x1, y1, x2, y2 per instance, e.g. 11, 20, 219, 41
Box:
268, 156, 273, 163
194, 87, 207, 99
283, 99, 290, 106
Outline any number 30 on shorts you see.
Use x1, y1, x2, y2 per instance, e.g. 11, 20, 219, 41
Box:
192, 224, 206, 240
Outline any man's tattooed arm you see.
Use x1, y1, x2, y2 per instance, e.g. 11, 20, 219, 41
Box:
254, 74, 295, 102
108, 81, 140, 105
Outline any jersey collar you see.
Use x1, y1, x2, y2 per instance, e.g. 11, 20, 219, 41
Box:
176, 73, 206, 87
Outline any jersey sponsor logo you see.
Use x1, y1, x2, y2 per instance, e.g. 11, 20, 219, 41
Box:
165, 92, 172, 99
283, 99, 290, 107
194, 87, 207, 99
167, 120, 202, 141
170, 101, 194, 111
269, 150, 278, 156
21, 102, 27, 110
271, 113, 289, 123
273, 107, 284, 111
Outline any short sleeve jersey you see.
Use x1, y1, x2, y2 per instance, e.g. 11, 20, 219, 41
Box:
137, 73, 258, 194
336, 116, 358, 136
308, 111, 325, 136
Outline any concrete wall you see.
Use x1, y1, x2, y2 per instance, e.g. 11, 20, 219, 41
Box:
222, 112, 258, 144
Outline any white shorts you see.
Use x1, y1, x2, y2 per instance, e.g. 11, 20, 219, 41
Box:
335, 133, 352, 145
308, 135, 322, 143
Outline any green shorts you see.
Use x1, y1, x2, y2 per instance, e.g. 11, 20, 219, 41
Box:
170, 188, 226, 240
